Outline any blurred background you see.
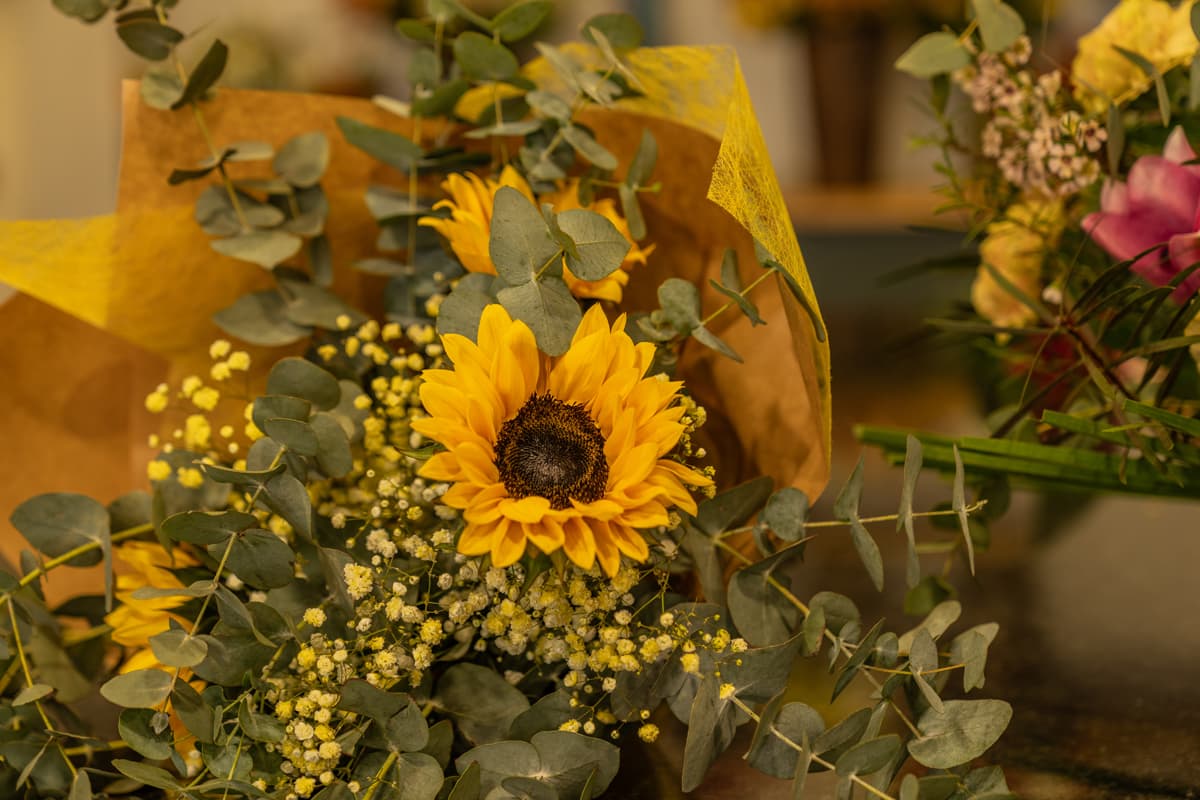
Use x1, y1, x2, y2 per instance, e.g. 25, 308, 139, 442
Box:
4, 1, 1200, 798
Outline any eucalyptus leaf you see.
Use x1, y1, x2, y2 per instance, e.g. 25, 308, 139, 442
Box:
454, 31, 520, 81
119, 708, 174, 760
907, 700, 1012, 769
493, 0, 553, 41
658, 277, 701, 334
212, 231, 302, 269
161, 509, 256, 545
279, 278, 367, 329
267, 357, 341, 410
496, 276, 581, 357
53, 0, 111, 23
226, 530, 295, 589
275, 132, 330, 188
489, 186, 560, 285
336, 116, 423, 172
762, 487, 808, 541
100, 669, 173, 709
438, 283, 495, 341
894, 32, 969, 78
260, 473, 313, 541
582, 12, 644, 49
556, 208, 630, 280
112, 760, 181, 791
561, 124, 618, 170
116, 17, 183, 61
971, 0, 1024, 53
436, 663, 531, 745
12, 684, 53, 706
149, 627, 209, 668
172, 39, 227, 109
899, 434, 923, 589
11, 492, 109, 568
212, 289, 310, 346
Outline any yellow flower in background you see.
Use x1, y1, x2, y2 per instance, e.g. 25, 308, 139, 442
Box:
419, 166, 652, 303
971, 198, 1064, 331
105, 541, 198, 673
1072, 0, 1198, 113
412, 303, 711, 576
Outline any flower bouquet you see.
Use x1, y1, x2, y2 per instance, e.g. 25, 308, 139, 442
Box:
0, 2, 1014, 799
868, 0, 1200, 499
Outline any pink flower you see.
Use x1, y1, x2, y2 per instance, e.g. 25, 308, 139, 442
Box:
1083, 127, 1200, 300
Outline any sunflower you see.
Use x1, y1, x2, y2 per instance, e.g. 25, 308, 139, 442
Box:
104, 540, 199, 674
412, 303, 711, 576
419, 166, 653, 303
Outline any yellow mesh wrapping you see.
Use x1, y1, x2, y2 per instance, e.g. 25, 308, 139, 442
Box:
0, 44, 830, 497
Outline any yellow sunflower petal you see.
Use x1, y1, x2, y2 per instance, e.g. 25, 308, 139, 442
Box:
419, 451, 466, 483
561, 516, 597, 571
499, 495, 552, 523
491, 518, 528, 567
522, 516, 565, 555
457, 522, 495, 556
608, 522, 650, 562
476, 303, 515, 361
592, 522, 622, 577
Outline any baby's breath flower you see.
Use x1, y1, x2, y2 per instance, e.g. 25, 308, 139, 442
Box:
638, 723, 660, 743
303, 608, 327, 627
228, 351, 251, 371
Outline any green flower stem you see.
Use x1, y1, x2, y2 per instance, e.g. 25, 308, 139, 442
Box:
361, 750, 399, 800
0, 657, 21, 696
699, 268, 774, 328
6, 601, 77, 777
0, 523, 153, 609
728, 695, 898, 800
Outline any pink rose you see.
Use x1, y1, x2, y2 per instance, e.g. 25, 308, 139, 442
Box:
1084, 126, 1200, 300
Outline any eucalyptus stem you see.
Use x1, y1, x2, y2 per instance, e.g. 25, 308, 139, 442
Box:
700, 268, 774, 328
152, 3, 250, 230
0, 524, 153, 610
361, 750, 399, 800
61, 739, 130, 758
728, 696, 898, 800
6, 602, 77, 777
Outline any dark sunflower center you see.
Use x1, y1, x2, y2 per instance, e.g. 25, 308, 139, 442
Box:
495, 393, 608, 510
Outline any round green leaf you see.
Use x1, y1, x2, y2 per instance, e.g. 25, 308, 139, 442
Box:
274, 131, 330, 188
907, 699, 1013, 769
267, 357, 341, 410
226, 530, 295, 589
894, 32, 970, 79
149, 628, 209, 668
454, 31, 519, 81
212, 230, 302, 269
119, 708, 175, 760
556, 208, 630, 281
100, 669, 173, 709
212, 290, 310, 347
11, 492, 109, 567
496, 277, 582, 357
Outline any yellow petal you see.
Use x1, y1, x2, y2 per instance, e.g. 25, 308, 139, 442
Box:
491, 518, 527, 567
499, 495, 552, 523
522, 516, 565, 555
561, 516, 597, 571
457, 522, 495, 556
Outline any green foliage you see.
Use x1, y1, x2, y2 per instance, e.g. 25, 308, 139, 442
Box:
894, 33, 969, 79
